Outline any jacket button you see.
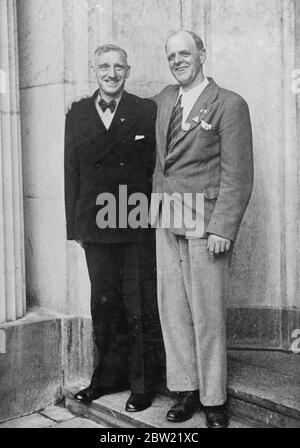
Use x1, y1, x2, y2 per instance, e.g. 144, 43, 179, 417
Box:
120, 162, 125, 167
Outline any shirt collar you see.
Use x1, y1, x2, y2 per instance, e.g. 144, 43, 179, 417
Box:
177, 77, 209, 105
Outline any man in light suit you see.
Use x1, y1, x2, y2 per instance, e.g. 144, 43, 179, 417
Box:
65, 44, 164, 412
153, 30, 253, 428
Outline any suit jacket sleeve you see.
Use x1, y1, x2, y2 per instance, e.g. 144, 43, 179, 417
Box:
149, 85, 171, 106
64, 109, 79, 240
206, 95, 254, 241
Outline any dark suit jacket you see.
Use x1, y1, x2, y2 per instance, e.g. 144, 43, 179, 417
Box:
65, 90, 157, 243
153, 78, 254, 241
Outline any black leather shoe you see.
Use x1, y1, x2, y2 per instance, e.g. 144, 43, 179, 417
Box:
204, 405, 229, 428
166, 390, 200, 422
125, 393, 152, 412
74, 386, 108, 403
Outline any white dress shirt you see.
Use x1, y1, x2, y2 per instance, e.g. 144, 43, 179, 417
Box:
177, 77, 209, 126
95, 93, 122, 130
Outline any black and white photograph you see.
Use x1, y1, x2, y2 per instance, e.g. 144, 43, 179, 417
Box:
0, 0, 299, 433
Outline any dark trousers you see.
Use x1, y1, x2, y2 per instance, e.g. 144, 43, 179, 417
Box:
84, 236, 165, 394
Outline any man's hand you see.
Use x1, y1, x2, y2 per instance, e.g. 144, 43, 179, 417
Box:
65, 94, 89, 114
207, 234, 231, 258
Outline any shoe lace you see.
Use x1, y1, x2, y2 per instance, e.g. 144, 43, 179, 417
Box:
179, 390, 198, 404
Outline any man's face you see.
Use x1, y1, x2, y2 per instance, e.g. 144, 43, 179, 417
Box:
94, 51, 130, 98
166, 33, 205, 87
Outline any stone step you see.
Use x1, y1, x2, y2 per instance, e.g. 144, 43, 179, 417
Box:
63, 384, 262, 429
227, 351, 300, 428
63, 350, 300, 428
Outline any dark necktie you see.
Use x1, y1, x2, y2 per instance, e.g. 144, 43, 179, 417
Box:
98, 98, 117, 113
167, 95, 183, 148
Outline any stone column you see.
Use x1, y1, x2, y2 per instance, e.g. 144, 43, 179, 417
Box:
0, 0, 26, 323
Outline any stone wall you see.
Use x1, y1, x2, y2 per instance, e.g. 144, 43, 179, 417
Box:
0, 309, 94, 422
16, 0, 300, 348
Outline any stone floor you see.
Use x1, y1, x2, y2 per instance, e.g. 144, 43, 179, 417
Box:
0, 405, 106, 428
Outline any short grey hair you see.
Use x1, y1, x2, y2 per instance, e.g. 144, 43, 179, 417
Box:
94, 44, 128, 64
165, 30, 204, 52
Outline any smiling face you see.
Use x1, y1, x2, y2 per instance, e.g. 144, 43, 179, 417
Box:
166, 32, 206, 90
94, 50, 131, 100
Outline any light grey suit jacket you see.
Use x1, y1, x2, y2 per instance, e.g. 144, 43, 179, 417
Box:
152, 78, 254, 241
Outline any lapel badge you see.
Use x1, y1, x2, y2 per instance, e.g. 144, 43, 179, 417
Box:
200, 120, 212, 131
192, 116, 199, 124
202, 103, 209, 115
182, 122, 191, 132
120, 118, 125, 123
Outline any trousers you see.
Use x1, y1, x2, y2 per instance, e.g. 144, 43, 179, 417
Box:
156, 228, 229, 406
84, 236, 165, 393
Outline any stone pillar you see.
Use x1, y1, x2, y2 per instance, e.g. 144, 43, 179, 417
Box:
0, 0, 26, 323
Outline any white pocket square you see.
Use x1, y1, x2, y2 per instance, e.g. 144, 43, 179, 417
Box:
135, 135, 145, 140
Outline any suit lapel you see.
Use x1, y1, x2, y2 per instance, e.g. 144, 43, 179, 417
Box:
78, 90, 138, 162
167, 78, 219, 152
78, 90, 107, 148
109, 91, 137, 139
96, 91, 138, 162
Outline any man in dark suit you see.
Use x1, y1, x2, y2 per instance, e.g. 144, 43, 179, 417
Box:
64, 44, 163, 412
153, 30, 253, 428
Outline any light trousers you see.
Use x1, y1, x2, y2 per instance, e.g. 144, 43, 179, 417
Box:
156, 228, 229, 406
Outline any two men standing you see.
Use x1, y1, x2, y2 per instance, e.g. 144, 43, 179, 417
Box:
65, 31, 253, 428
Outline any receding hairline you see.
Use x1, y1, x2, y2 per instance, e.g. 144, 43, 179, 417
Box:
94, 44, 129, 64
165, 30, 204, 52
